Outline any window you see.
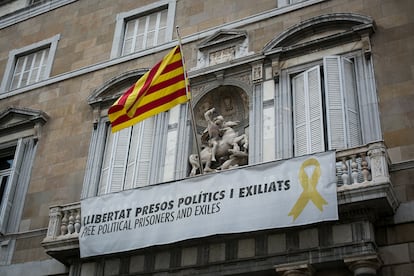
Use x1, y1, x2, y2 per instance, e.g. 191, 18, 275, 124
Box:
98, 119, 155, 195
9, 48, 50, 90
0, 149, 15, 216
1, 34, 60, 93
122, 9, 168, 55
292, 56, 361, 156
0, 108, 46, 236
83, 70, 189, 198
0, 145, 20, 234
110, 1, 176, 58
263, 14, 381, 161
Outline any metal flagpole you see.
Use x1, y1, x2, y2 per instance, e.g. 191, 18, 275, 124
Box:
176, 26, 204, 175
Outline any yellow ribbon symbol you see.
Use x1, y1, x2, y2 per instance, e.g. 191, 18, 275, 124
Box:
288, 158, 328, 221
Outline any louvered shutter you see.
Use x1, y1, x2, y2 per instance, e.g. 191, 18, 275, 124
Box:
98, 127, 131, 194
98, 128, 113, 195
109, 128, 131, 193
293, 72, 307, 156
293, 66, 324, 156
342, 58, 361, 147
134, 117, 155, 188
124, 125, 141, 190
324, 56, 361, 149
0, 139, 24, 234
324, 56, 347, 150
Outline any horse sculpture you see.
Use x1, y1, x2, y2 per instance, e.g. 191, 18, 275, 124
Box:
189, 107, 248, 176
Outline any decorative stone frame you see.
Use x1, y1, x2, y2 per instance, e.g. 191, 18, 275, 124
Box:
262, 13, 380, 160
0, 34, 60, 95
0, 107, 48, 264
195, 29, 251, 70
110, 0, 177, 59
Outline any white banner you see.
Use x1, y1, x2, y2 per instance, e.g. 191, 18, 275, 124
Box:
79, 151, 338, 257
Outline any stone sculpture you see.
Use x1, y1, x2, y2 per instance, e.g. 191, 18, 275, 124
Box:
189, 107, 248, 176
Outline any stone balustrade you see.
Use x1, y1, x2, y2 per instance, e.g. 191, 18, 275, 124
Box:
42, 141, 394, 259
42, 202, 81, 243
335, 141, 390, 190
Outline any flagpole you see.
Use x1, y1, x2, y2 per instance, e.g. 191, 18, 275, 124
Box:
176, 26, 204, 175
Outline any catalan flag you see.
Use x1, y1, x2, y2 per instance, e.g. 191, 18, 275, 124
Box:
108, 46, 190, 132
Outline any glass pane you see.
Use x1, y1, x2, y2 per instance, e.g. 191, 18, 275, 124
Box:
29, 68, 39, 83
32, 52, 42, 69
20, 71, 30, 86
137, 18, 146, 36
134, 34, 144, 52
124, 20, 136, 39
157, 28, 166, 44
122, 38, 133, 55
10, 75, 21, 90
14, 57, 24, 74
0, 154, 14, 170
159, 10, 167, 27
147, 13, 157, 31
0, 175, 9, 206
146, 31, 155, 48
39, 63, 48, 80
24, 54, 35, 72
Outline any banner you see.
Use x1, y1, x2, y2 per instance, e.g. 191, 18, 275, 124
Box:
79, 151, 337, 257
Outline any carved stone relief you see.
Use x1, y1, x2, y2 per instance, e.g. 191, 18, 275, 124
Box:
189, 85, 249, 175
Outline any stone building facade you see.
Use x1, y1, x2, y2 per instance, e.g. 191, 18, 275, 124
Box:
0, 0, 413, 275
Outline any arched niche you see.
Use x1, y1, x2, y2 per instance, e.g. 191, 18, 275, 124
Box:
194, 85, 249, 136
189, 84, 249, 173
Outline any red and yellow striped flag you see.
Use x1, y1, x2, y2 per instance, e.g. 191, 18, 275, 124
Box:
108, 46, 190, 132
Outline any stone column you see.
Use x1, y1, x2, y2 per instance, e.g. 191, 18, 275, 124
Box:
275, 261, 314, 276
345, 255, 381, 276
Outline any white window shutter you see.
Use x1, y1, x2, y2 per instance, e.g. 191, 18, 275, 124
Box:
98, 127, 113, 195
98, 127, 131, 195
324, 56, 347, 150
342, 58, 362, 147
307, 67, 324, 153
124, 125, 141, 190
324, 56, 361, 150
0, 139, 24, 234
134, 117, 155, 188
109, 128, 131, 193
293, 66, 324, 156
293, 73, 308, 156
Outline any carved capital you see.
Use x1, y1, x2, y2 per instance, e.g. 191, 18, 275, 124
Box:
345, 255, 381, 275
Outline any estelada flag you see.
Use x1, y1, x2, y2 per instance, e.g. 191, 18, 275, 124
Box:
108, 46, 190, 132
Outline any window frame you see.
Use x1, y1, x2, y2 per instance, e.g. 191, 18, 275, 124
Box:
0, 34, 60, 93
110, 0, 176, 59
82, 105, 189, 199
274, 50, 380, 160
97, 116, 158, 195
83, 66, 191, 199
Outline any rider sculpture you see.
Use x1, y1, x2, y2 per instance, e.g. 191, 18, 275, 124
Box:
189, 107, 248, 176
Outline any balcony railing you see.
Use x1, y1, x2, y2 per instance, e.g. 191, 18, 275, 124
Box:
41, 202, 81, 263
42, 141, 398, 262
336, 141, 390, 188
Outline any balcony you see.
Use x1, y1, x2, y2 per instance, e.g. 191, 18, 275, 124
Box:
42, 141, 398, 264
41, 202, 81, 264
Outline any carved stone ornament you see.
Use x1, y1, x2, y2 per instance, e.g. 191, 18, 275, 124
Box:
189, 107, 248, 176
